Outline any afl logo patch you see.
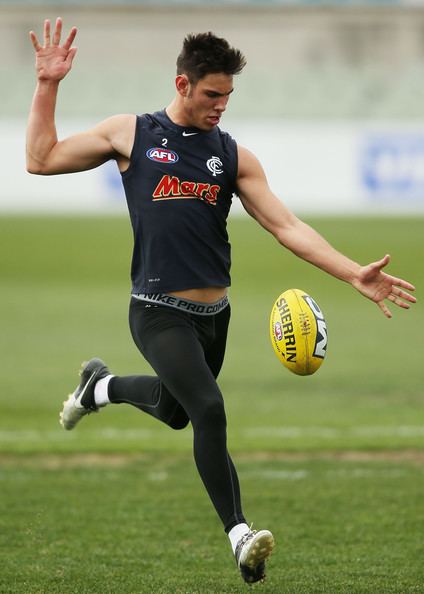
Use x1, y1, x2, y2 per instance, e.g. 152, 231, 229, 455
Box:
274, 321, 283, 341
146, 148, 179, 164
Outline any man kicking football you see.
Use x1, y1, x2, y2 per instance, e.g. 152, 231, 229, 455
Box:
27, 18, 416, 585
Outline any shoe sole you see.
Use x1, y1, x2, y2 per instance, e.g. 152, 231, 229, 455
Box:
240, 531, 275, 569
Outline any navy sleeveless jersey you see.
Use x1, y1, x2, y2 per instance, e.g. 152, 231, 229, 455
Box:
121, 110, 238, 294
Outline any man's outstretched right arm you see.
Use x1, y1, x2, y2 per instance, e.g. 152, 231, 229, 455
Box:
27, 18, 134, 175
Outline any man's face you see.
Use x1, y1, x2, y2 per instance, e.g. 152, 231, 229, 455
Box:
180, 73, 234, 130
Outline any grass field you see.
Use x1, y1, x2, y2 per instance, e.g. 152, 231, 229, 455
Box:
0, 215, 423, 593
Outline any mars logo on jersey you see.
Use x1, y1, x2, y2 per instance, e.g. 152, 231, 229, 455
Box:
152, 175, 221, 206
146, 148, 179, 164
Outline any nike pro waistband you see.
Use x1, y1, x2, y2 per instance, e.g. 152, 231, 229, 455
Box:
131, 292, 229, 316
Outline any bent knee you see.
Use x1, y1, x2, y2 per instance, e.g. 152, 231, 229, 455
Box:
194, 398, 227, 430
169, 416, 190, 430
168, 408, 189, 430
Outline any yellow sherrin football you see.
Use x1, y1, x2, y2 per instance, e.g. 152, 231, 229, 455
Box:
270, 288, 328, 376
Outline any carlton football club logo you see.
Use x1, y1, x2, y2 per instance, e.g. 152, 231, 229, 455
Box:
146, 147, 179, 164
206, 155, 223, 176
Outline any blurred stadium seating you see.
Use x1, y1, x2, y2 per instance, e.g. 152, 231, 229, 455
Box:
2, 0, 424, 119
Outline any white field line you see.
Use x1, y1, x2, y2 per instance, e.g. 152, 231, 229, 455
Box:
244, 426, 424, 438
241, 467, 415, 480
0, 428, 159, 442
246, 469, 309, 480
0, 425, 423, 443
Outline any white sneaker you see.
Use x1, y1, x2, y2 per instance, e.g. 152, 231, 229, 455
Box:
59, 358, 109, 431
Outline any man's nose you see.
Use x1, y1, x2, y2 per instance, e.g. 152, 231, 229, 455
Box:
215, 96, 229, 112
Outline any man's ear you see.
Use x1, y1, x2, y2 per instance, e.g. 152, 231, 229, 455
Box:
175, 74, 191, 97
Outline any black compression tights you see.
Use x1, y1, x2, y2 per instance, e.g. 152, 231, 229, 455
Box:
108, 298, 246, 532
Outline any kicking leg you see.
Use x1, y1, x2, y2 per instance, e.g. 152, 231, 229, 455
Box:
107, 374, 189, 430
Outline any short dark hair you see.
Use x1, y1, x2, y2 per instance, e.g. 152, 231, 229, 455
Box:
176, 32, 246, 83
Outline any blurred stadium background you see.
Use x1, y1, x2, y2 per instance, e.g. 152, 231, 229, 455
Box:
2, 0, 424, 214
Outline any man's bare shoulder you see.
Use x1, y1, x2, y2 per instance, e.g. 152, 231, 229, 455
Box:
236, 144, 263, 180
98, 113, 136, 134
95, 114, 137, 162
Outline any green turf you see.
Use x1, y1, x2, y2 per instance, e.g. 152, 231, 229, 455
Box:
0, 454, 423, 594
0, 215, 423, 593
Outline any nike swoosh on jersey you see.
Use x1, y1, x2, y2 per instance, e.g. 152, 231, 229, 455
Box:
182, 131, 198, 137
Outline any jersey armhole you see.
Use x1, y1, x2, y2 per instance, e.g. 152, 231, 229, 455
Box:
233, 139, 239, 190
229, 137, 239, 197
121, 115, 143, 179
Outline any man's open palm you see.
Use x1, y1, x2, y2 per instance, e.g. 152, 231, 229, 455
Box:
353, 254, 416, 318
30, 17, 77, 82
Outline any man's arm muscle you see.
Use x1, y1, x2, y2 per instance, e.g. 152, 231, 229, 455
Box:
236, 145, 359, 282
26, 111, 135, 175
236, 144, 415, 317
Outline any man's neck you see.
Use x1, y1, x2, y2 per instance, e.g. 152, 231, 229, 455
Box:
165, 98, 188, 127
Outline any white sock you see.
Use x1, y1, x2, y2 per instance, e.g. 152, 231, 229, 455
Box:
228, 523, 250, 554
94, 375, 114, 407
